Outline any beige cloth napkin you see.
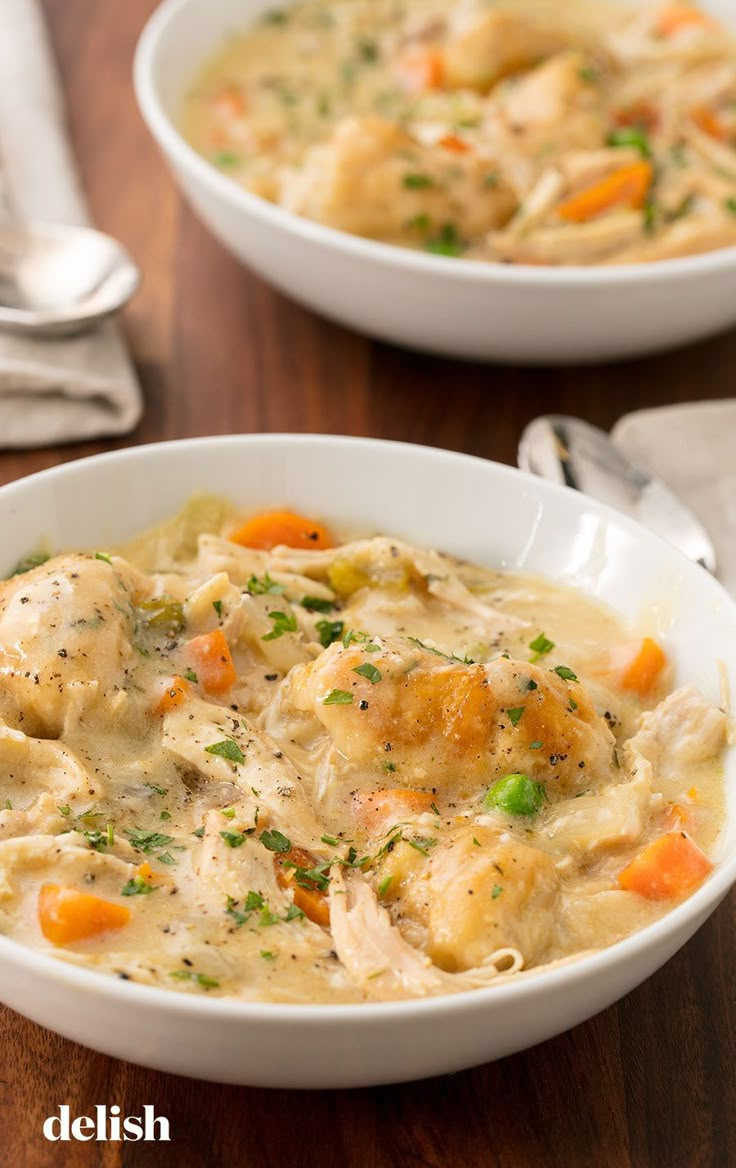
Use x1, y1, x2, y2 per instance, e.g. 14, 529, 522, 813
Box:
613, 400, 736, 596
0, 0, 142, 448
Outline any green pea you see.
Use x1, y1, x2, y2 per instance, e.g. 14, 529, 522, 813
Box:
483, 774, 546, 817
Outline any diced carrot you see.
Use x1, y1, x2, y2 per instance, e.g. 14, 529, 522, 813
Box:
394, 45, 444, 94
597, 637, 667, 698
274, 846, 330, 927
657, 4, 715, 37
212, 85, 246, 120
353, 788, 436, 832
154, 676, 190, 715
136, 862, 155, 883
618, 832, 712, 899
230, 510, 333, 552
558, 161, 653, 223
38, 884, 130, 945
687, 787, 700, 802
439, 134, 471, 154
691, 106, 728, 141
614, 102, 660, 132
186, 630, 237, 694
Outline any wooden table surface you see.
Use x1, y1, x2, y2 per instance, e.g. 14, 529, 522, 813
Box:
2, 2, 736, 1164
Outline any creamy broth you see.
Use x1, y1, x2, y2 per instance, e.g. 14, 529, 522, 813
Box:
183, 0, 736, 265
0, 499, 727, 1003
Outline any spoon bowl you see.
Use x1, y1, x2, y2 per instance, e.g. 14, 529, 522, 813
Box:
0, 221, 140, 336
518, 415, 718, 574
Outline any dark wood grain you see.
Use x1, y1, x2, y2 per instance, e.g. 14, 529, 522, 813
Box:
1, 2, 735, 1164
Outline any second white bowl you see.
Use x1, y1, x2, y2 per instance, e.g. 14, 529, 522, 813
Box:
134, 0, 736, 364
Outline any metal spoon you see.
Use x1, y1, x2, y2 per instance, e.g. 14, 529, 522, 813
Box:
518, 414, 718, 574
0, 221, 139, 337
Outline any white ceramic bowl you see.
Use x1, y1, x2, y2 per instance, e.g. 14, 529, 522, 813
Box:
0, 433, 734, 1087
134, 0, 736, 365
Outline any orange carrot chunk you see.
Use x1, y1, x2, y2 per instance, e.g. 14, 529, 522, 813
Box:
600, 637, 667, 697
38, 884, 131, 945
657, 4, 715, 37
230, 509, 333, 551
186, 630, 237, 694
394, 46, 444, 94
558, 161, 653, 223
691, 106, 728, 141
155, 676, 190, 715
618, 832, 713, 899
614, 102, 660, 131
212, 85, 247, 120
439, 134, 471, 154
275, 846, 331, 927
353, 788, 436, 832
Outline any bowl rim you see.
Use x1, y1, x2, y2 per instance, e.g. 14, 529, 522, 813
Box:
0, 430, 734, 1025
133, 0, 736, 289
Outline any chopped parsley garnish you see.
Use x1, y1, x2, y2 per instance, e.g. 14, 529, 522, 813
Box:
425, 223, 464, 257
726, 197, 736, 216
403, 173, 435, 189
204, 739, 245, 765
492, 884, 504, 899
212, 599, 223, 618
262, 610, 298, 641
211, 151, 241, 168
225, 896, 249, 928
260, 828, 291, 854
157, 851, 176, 866
506, 706, 526, 727
10, 551, 50, 576
382, 760, 397, 773
553, 665, 578, 682
301, 596, 334, 613
145, 783, 167, 797
247, 572, 284, 596
260, 950, 277, 961
321, 834, 340, 847
529, 632, 555, 661
378, 875, 393, 897
160, 810, 171, 821
121, 875, 155, 897
220, 807, 236, 819
184, 669, 199, 683
429, 801, 440, 816
643, 200, 658, 234
284, 904, 305, 922
342, 628, 372, 648
357, 38, 379, 62
192, 825, 205, 838
126, 829, 175, 855
220, 831, 247, 849
529, 740, 544, 750
316, 619, 344, 648
607, 127, 651, 157
579, 65, 599, 83
94, 551, 113, 564
58, 804, 71, 817
323, 689, 353, 705
484, 171, 501, 188
407, 836, 437, 856
170, 970, 220, 989
484, 773, 546, 817
569, 698, 579, 711
353, 662, 382, 685
3, 799, 12, 811
408, 213, 430, 231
